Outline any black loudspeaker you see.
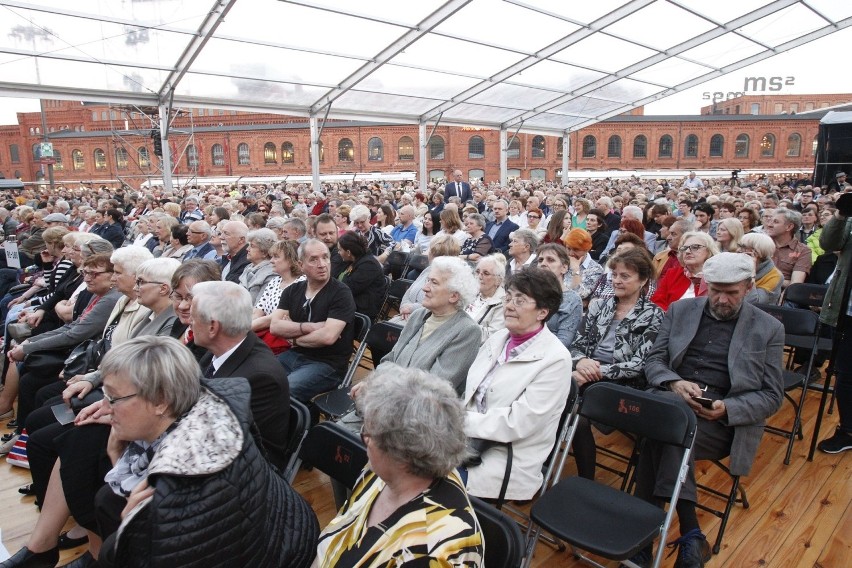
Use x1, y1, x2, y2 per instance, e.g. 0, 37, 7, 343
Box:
813, 116, 852, 187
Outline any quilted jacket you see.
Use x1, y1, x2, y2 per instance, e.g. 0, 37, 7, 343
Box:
109, 378, 319, 568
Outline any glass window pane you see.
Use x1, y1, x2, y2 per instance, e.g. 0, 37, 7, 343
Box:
507, 136, 520, 159
398, 136, 414, 161
138, 147, 150, 169
115, 148, 128, 170
238, 143, 250, 165
735, 134, 750, 158
368, 137, 383, 161
282, 142, 294, 164
709, 134, 724, 157
338, 138, 354, 162
659, 135, 673, 158
264, 142, 277, 164
532, 136, 546, 159
72, 149, 84, 170
633, 135, 647, 159
429, 136, 444, 161
94, 148, 106, 170
684, 135, 699, 158
760, 134, 775, 157
212, 144, 224, 166
468, 136, 484, 160
582, 135, 596, 158
607, 135, 622, 158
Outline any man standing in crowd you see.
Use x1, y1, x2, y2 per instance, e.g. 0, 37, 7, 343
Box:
485, 199, 518, 255
444, 170, 472, 204
191, 281, 291, 470
634, 253, 784, 568
763, 208, 811, 289
828, 171, 847, 193
684, 171, 703, 189
270, 239, 356, 402
183, 220, 218, 261
220, 220, 250, 283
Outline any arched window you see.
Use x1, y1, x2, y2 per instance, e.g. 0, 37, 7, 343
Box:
607, 135, 622, 158
138, 147, 150, 169
238, 143, 250, 165
429, 169, 445, 182
684, 135, 699, 158
398, 136, 415, 161
709, 134, 724, 157
468, 136, 485, 159
786, 133, 801, 157
658, 135, 673, 158
32, 143, 40, 160
72, 149, 84, 170
507, 136, 520, 159
556, 137, 564, 159
338, 138, 354, 162
187, 144, 199, 168
633, 135, 647, 159
469, 169, 484, 181
582, 135, 596, 158
760, 133, 775, 157
429, 136, 444, 160
9, 144, 20, 163
282, 142, 294, 163
211, 144, 224, 166
812, 135, 818, 157
532, 135, 546, 158
94, 148, 106, 170
735, 134, 750, 158
530, 168, 546, 180
264, 142, 277, 164
367, 137, 383, 161
115, 148, 129, 169
53, 149, 63, 171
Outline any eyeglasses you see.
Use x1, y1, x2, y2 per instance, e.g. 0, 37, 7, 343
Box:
528, 215, 541, 219
503, 293, 534, 307
81, 269, 112, 278
104, 392, 138, 406
736, 248, 756, 258
135, 278, 166, 288
169, 291, 193, 304
188, 230, 208, 235
360, 425, 371, 445
678, 244, 707, 253
475, 269, 495, 277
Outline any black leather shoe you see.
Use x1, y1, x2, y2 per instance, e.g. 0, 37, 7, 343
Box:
60, 551, 97, 568
58, 530, 89, 550
667, 529, 710, 568
622, 544, 653, 567
7, 418, 18, 429
0, 546, 59, 568
18, 483, 35, 496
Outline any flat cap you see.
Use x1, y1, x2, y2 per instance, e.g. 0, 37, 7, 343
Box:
43, 213, 69, 223
703, 252, 755, 284
836, 172, 847, 178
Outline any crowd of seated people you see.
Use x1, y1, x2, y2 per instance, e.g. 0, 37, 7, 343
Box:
0, 171, 846, 568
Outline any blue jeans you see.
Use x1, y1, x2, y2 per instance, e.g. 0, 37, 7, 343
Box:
278, 350, 342, 403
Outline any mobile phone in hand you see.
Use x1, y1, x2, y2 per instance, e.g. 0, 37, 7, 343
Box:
692, 395, 715, 409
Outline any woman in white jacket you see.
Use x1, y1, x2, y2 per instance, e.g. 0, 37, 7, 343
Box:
462, 267, 573, 502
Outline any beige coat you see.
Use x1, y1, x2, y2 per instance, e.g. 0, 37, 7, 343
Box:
463, 326, 572, 501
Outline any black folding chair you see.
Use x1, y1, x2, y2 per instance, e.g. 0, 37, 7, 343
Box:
406, 253, 429, 277
471, 497, 525, 568
282, 398, 312, 483
757, 304, 820, 464
385, 250, 410, 280
298, 421, 368, 491
312, 321, 403, 420
523, 383, 697, 568
378, 278, 413, 321
695, 459, 749, 555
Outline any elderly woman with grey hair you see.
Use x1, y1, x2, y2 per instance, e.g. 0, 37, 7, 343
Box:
379, 256, 480, 393
239, 228, 278, 302
316, 365, 483, 568
506, 228, 539, 276
84, 336, 318, 568
465, 254, 507, 344
460, 212, 493, 263
738, 232, 784, 305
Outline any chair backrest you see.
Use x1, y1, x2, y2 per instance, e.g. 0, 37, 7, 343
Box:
298, 421, 368, 490
387, 278, 414, 301
782, 283, 828, 309
364, 321, 404, 367
757, 303, 820, 339
340, 312, 373, 388
386, 250, 410, 280
540, 378, 580, 493
282, 398, 312, 483
580, 383, 697, 449
470, 496, 524, 568
407, 254, 429, 273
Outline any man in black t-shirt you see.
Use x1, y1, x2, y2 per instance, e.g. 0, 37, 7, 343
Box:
270, 239, 356, 402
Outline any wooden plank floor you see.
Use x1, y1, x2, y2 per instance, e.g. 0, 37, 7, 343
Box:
0, 383, 848, 567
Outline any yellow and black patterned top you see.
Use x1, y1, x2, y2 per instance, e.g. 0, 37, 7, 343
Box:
315, 469, 483, 567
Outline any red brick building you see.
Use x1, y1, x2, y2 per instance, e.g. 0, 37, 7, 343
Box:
1, 95, 849, 187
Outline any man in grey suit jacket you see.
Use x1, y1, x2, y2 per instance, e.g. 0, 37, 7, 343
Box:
632, 253, 784, 568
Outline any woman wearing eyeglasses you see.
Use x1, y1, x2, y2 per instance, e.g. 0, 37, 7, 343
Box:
465, 255, 507, 344
738, 233, 783, 305
651, 231, 719, 311
461, 267, 572, 502
526, 207, 547, 239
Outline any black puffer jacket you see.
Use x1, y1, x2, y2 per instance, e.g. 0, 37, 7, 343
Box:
108, 378, 318, 568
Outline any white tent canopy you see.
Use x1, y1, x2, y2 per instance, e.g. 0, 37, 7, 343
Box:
2, 0, 851, 187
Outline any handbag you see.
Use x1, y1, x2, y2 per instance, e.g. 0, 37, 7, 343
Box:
256, 329, 290, 355
63, 338, 108, 378
7, 322, 32, 341
23, 348, 72, 377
